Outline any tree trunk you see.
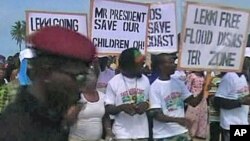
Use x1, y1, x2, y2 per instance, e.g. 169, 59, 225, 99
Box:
19, 43, 21, 51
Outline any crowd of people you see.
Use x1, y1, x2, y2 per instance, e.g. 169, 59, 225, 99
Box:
0, 53, 20, 113
0, 26, 250, 141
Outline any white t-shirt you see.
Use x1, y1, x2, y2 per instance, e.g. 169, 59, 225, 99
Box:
215, 72, 249, 130
149, 78, 191, 139
105, 74, 150, 139
97, 68, 115, 93
69, 91, 105, 140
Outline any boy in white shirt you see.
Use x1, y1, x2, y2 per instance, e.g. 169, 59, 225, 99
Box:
149, 53, 203, 141
105, 48, 150, 141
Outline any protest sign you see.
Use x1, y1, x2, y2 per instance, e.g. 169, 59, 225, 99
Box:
148, 2, 177, 54
178, 2, 249, 72
90, 0, 149, 54
26, 11, 88, 36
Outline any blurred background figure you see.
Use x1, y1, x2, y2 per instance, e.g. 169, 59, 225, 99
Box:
96, 56, 115, 93
0, 55, 7, 85
185, 71, 208, 140
0, 56, 8, 114
0, 55, 5, 64
214, 58, 250, 141
5, 53, 20, 82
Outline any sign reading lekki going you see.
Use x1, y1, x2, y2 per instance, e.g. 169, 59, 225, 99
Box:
26, 11, 88, 36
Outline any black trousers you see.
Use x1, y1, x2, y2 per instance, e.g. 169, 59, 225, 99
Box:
221, 127, 230, 141
210, 122, 221, 141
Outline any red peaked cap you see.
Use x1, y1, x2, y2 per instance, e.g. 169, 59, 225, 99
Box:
27, 26, 96, 62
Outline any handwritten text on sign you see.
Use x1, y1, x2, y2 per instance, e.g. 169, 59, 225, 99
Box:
91, 0, 149, 54
179, 3, 249, 71
148, 3, 177, 53
26, 11, 88, 36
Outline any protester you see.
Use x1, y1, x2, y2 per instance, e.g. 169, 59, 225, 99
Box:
96, 56, 115, 93
0, 55, 7, 85
0, 26, 96, 141
69, 60, 113, 141
0, 55, 5, 64
185, 71, 208, 139
5, 53, 20, 82
214, 58, 250, 141
105, 48, 150, 141
149, 53, 204, 141
0, 52, 28, 112
0, 72, 19, 114
0, 64, 6, 86
0, 61, 8, 113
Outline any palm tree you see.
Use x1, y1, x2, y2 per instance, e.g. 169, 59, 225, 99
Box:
10, 21, 26, 51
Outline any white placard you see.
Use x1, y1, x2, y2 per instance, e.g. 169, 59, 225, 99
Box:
26, 11, 88, 36
148, 2, 177, 54
90, 0, 149, 54
178, 2, 249, 72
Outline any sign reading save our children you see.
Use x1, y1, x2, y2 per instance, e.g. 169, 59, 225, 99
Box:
178, 2, 249, 72
148, 2, 177, 54
26, 11, 88, 36
90, 0, 149, 54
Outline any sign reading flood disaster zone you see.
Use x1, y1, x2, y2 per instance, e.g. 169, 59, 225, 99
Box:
148, 2, 177, 54
26, 11, 88, 36
178, 2, 249, 72
90, 0, 149, 54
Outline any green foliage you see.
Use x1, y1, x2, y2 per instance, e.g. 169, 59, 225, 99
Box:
10, 21, 26, 51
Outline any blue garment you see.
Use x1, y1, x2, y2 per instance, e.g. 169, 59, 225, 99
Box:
148, 71, 159, 84
18, 59, 31, 86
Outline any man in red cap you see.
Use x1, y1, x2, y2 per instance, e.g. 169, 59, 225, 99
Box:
0, 26, 95, 141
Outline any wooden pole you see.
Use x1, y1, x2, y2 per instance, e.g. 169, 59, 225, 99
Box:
204, 71, 213, 98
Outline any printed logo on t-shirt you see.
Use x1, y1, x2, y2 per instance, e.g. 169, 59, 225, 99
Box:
164, 92, 184, 112
120, 88, 144, 104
